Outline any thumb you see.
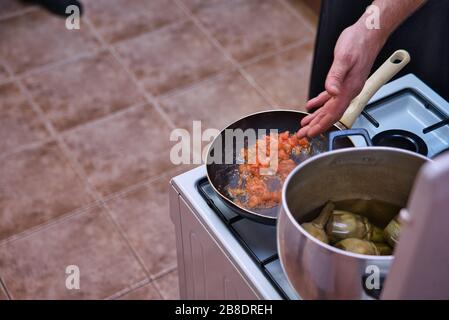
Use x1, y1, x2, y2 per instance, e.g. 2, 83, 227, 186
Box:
325, 54, 353, 96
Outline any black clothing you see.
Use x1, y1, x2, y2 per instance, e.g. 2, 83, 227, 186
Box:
310, 0, 449, 101
26, 0, 83, 17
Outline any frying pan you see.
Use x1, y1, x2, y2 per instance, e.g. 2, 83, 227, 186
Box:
206, 50, 410, 224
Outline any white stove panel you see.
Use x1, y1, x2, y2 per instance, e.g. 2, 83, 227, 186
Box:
352, 74, 449, 156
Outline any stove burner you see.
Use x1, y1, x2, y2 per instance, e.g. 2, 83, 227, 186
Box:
372, 129, 428, 156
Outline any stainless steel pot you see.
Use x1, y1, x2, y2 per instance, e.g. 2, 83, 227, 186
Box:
277, 143, 429, 299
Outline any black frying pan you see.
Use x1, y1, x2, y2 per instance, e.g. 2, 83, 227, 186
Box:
206, 50, 410, 224
206, 110, 354, 224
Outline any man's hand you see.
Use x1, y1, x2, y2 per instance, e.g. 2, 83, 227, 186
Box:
298, 0, 427, 138
298, 23, 385, 138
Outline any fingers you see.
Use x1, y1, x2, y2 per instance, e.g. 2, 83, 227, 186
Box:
307, 113, 336, 137
298, 109, 327, 138
305, 91, 331, 111
298, 95, 350, 139
325, 53, 355, 96
300, 112, 315, 127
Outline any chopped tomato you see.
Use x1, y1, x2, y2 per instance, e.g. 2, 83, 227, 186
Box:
298, 137, 309, 147
229, 130, 312, 209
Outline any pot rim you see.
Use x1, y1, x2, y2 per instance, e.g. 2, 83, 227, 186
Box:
280, 146, 429, 260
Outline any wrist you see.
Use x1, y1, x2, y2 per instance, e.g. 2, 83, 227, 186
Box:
352, 18, 389, 53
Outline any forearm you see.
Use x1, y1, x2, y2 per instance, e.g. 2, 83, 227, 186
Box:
301, 0, 428, 137
354, 0, 428, 43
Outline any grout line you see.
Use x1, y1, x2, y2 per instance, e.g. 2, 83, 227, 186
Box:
61, 100, 147, 134
16, 46, 108, 80
101, 165, 192, 204
0, 201, 101, 247
0, 6, 38, 22
277, 0, 316, 35
104, 278, 152, 300
0, 136, 56, 161
157, 65, 239, 100
101, 202, 153, 277
173, 0, 278, 108
239, 37, 312, 68
110, 15, 191, 49
82, 17, 177, 130
151, 267, 178, 300
0, 277, 12, 300
0, 48, 106, 86
0, 77, 14, 87
152, 265, 177, 281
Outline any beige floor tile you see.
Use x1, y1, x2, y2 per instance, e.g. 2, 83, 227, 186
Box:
106, 175, 177, 276
0, 9, 99, 74
0, 0, 34, 19
178, 0, 224, 12
244, 41, 314, 109
160, 71, 269, 131
118, 282, 162, 300
286, 0, 320, 29
86, 0, 185, 44
0, 281, 9, 300
195, 0, 312, 62
0, 141, 94, 241
23, 51, 143, 131
155, 270, 179, 300
63, 104, 174, 196
0, 82, 50, 154
0, 206, 146, 299
115, 20, 232, 96
0, 64, 10, 83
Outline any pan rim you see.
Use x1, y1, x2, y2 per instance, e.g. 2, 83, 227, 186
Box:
205, 109, 317, 222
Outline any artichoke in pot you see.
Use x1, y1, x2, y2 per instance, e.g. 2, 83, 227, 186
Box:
384, 215, 401, 247
326, 210, 384, 244
335, 238, 393, 256
301, 202, 335, 244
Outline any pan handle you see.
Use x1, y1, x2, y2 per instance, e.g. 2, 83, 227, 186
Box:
328, 128, 373, 151
339, 50, 411, 128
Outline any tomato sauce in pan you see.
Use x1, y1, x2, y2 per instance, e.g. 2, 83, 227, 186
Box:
227, 131, 310, 210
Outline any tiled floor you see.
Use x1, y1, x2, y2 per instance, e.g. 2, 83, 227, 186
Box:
0, 0, 316, 299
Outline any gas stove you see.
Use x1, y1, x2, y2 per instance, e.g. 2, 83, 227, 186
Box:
351, 74, 449, 156
169, 74, 449, 300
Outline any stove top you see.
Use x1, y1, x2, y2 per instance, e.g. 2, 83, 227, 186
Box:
352, 74, 449, 156
171, 74, 449, 300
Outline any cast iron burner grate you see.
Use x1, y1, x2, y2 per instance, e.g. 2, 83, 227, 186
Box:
197, 178, 299, 300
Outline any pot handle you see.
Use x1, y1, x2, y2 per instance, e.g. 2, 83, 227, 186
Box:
339, 50, 411, 128
328, 128, 373, 151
